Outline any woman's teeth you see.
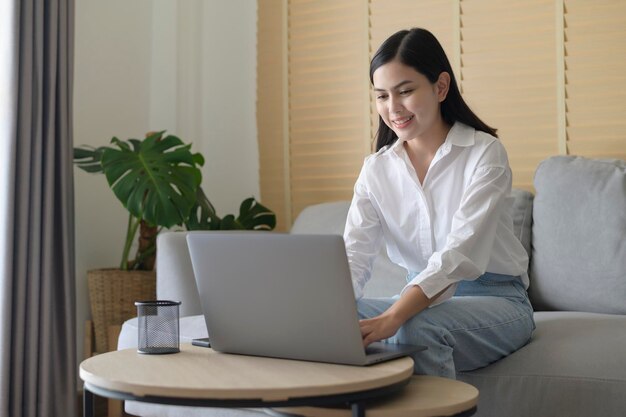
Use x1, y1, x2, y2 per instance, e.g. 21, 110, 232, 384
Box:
393, 115, 414, 127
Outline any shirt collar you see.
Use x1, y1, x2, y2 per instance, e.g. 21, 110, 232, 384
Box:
446, 122, 475, 147
389, 122, 475, 156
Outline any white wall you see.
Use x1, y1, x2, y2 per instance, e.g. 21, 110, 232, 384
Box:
74, 0, 258, 369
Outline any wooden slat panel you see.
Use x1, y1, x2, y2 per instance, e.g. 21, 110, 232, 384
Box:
288, 0, 368, 220
258, 0, 288, 231
369, 0, 456, 60
565, 0, 626, 160
460, 0, 558, 191
292, 189, 360, 218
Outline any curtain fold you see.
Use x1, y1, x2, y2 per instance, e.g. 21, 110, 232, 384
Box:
0, 0, 76, 416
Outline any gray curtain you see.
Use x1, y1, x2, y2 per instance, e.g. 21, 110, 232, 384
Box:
0, 0, 77, 416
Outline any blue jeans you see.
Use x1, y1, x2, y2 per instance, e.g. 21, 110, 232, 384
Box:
357, 272, 535, 379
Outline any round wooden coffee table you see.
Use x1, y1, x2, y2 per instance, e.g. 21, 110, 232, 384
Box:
274, 375, 478, 417
80, 344, 415, 417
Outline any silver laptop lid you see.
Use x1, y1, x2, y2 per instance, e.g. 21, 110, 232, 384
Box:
186, 232, 369, 365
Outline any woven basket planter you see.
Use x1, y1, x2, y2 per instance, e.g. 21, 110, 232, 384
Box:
88, 268, 156, 353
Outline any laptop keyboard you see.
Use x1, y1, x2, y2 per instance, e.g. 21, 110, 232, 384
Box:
365, 345, 387, 355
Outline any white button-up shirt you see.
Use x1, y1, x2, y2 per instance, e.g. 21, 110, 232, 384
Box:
343, 122, 529, 304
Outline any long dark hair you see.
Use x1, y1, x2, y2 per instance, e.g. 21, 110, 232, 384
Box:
370, 28, 497, 151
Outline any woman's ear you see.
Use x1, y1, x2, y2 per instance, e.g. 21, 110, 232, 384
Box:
436, 72, 451, 102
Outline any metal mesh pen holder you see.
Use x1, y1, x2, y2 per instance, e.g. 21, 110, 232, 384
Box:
135, 300, 182, 354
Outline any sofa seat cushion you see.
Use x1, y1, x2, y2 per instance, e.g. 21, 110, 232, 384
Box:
458, 311, 626, 417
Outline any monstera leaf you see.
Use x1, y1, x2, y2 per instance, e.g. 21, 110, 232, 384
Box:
100, 132, 204, 228
235, 197, 276, 230
74, 146, 106, 173
186, 188, 276, 231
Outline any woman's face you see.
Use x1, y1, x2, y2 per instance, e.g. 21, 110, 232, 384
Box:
372, 59, 447, 142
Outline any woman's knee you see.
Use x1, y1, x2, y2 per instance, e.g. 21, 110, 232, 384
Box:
355, 298, 394, 320
392, 319, 457, 378
393, 313, 456, 349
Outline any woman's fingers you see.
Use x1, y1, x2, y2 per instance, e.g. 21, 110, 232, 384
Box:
359, 318, 383, 346
362, 333, 378, 347
359, 320, 374, 346
359, 320, 371, 337
359, 314, 403, 346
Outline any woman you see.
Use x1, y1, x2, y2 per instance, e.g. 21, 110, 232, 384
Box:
344, 28, 535, 378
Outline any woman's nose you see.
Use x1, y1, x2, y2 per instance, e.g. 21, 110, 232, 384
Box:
389, 97, 403, 114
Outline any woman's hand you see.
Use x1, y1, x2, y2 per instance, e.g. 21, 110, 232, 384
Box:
359, 284, 449, 346
359, 312, 403, 347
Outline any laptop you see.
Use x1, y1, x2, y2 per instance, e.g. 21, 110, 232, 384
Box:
186, 232, 426, 366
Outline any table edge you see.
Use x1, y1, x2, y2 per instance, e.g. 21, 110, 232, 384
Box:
80, 346, 415, 401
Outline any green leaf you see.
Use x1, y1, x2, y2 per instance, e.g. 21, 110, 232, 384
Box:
235, 197, 277, 230
219, 215, 241, 230
185, 187, 222, 230
101, 134, 203, 228
73, 146, 106, 173
185, 192, 276, 232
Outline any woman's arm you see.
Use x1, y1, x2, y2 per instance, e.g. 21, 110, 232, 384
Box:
344, 164, 384, 299
360, 284, 449, 346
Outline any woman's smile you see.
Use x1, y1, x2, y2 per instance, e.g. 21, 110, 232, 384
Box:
391, 115, 415, 129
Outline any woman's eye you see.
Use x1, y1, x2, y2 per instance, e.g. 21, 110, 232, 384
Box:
399, 89, 413, 95
376, 94, 388, 100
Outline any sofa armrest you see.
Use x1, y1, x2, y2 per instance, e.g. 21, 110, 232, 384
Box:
156, 231, 202, 317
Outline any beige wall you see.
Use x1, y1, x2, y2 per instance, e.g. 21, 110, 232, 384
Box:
74, 0, 258, 368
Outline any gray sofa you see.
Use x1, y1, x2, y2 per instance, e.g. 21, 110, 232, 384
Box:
118, 155, 626, 417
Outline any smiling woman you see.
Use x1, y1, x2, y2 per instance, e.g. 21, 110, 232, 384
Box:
344, 28, 535, 379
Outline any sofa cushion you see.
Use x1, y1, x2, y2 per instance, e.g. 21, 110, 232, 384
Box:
510, 189, 533, 258
530, 156, 626, 313
290, 201, 351, 236
458, 311, 626, 417
156, 231, 203, 317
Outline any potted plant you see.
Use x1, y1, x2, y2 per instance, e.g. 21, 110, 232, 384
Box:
75, 131, 275, 353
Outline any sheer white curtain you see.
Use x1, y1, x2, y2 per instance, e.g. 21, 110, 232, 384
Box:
0, 0, 17, 394
0, 1, 77, 417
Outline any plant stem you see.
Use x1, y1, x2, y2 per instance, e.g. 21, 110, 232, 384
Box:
131, 240, 157, 270
131, 224, 160, 270
121, 213, 141, 270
